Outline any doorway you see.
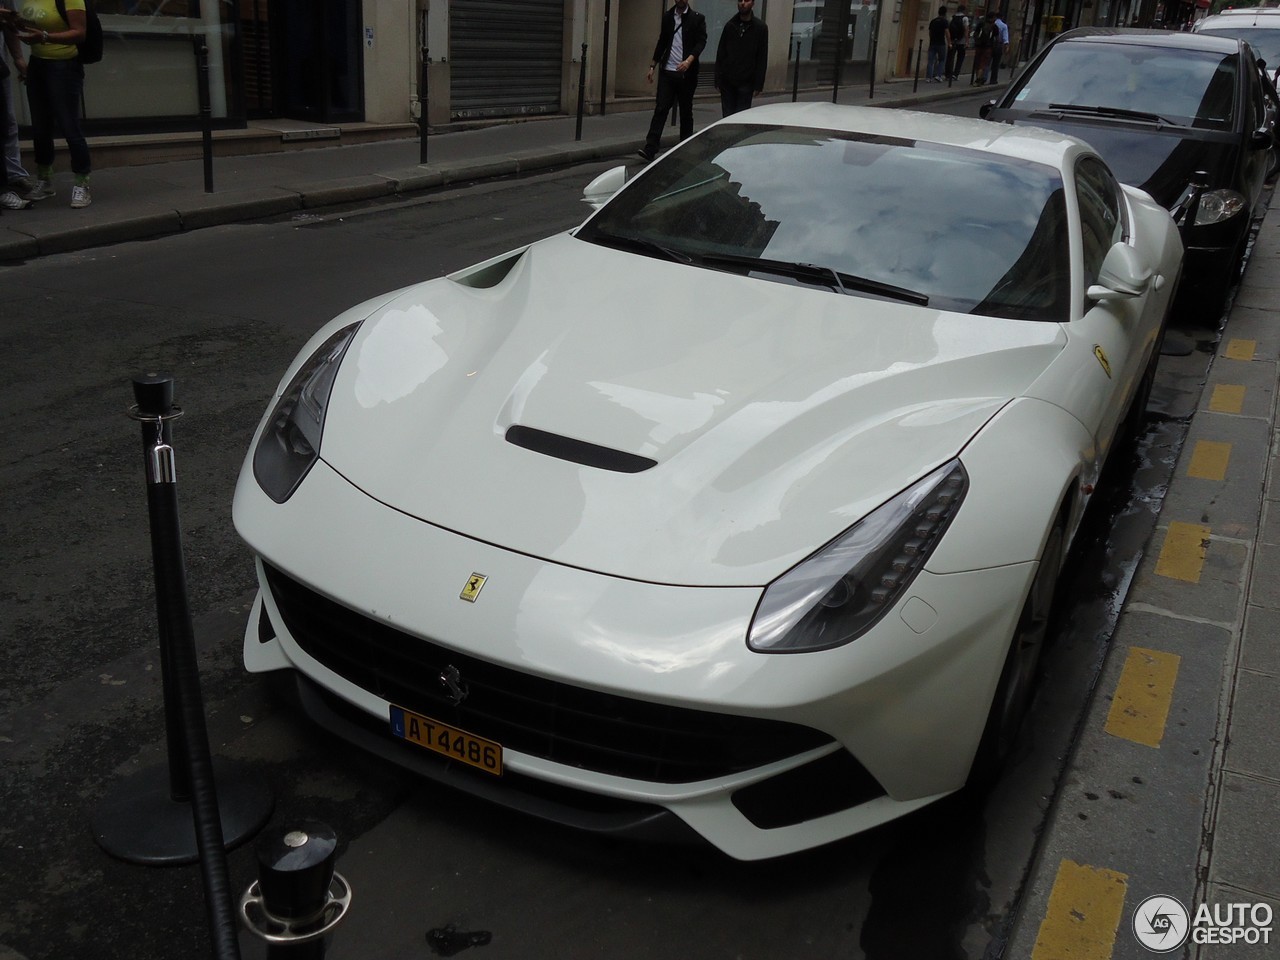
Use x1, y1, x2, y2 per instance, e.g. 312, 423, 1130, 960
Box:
271, 0, 364, 123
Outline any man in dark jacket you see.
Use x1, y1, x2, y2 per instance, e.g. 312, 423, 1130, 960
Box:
640, 0, 708, 161
714, 0, 768, 117
945, 5, 969, 81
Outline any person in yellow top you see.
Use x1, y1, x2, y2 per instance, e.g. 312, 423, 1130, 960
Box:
14, 0, 92, 208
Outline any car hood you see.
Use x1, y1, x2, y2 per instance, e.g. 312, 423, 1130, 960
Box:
993, 112, 1239, 208
319, 233, 1065, 586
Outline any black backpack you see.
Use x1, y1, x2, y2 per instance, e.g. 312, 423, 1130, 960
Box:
949, 13, 968, 42
53, 0, 104, 65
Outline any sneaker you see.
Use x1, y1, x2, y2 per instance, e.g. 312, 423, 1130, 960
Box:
10, 176, 39, 201
29, 179, 55, 200
0, 190, 31, 210
637, 146, 656, 162
70, 183, 92, 209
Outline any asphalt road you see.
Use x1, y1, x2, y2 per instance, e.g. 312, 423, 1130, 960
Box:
0, 160, 1222, 960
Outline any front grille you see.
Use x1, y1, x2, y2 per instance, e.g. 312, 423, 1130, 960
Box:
263, 563, 833, 784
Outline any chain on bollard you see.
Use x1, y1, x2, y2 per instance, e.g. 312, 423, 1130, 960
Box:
240, 821, 352, 959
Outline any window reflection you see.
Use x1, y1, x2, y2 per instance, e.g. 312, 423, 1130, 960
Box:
1010, 44, 1239, 130
580, 124, 1072, 321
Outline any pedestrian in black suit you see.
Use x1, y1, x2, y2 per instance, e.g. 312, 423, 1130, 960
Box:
714, 0, 768, 116
640, 0, 708, 161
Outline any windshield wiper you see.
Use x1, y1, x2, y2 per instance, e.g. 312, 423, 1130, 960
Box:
1044, 103, 1179, 125
585, 230, 692, 263
698, 253, 930, 306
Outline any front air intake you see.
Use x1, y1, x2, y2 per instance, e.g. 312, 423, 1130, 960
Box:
504, 425, 657, 473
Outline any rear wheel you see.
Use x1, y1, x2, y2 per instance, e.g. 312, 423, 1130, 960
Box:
970, 516, 1065, 784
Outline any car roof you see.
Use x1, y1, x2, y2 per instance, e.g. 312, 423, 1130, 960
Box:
1197, 8, 1280, 27
727, 102, 1086, 170
1051, 26, 1245, 53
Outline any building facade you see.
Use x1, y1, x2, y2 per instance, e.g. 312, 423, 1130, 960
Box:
7, 0, 1067, 136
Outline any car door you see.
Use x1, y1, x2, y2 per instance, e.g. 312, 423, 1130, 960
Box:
1241, 48, 1275, 210
1065, 157, 1154, 465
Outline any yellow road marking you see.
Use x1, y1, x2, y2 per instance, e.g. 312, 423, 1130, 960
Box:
1209, 384, 1246, 414
1105, 647, 1182, 747
1187, 440, 1231, 481
1154, 521, 1210, 583
1224, 339, 1256, 361
1032, 860, 1129, 960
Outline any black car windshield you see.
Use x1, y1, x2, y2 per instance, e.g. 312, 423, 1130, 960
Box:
1009, 42, 1239, 130
577, 124, 1071, 322
1198, 27, 1280, 69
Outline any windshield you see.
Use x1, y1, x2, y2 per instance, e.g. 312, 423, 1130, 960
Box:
1198, 27, 1280, 68
577, 124, 1072, 321
1010, 42, 1239, 129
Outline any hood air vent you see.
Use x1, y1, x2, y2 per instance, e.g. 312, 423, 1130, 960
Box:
505, 425, 657, 474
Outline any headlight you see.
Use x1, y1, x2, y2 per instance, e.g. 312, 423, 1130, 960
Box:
252, 322, 361, 503
748, 460, 968, 654
1193, 189, 1246, 226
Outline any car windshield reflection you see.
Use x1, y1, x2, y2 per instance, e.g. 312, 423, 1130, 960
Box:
1197, 27, 1280, 69
1010, 43, 1239, 130
578, 124, 1072, 322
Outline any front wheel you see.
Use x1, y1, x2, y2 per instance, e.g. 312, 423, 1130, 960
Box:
970, 516, 1065, 784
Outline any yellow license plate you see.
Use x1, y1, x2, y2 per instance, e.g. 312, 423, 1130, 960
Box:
389, 705, 503, 776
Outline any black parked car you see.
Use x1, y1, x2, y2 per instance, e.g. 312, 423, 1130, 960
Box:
982, 29, 1278, 315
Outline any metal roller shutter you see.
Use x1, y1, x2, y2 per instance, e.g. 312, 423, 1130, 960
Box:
450, 0, 565, 119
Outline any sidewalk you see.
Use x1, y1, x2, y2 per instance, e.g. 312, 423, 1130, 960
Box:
5, 74, 1275, 960
0, 77, 993, 262
1003, 202, 1280, 960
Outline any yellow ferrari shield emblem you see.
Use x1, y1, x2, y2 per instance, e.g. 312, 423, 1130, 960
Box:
1094, 345, 1112, 379
460, 573, 487, 603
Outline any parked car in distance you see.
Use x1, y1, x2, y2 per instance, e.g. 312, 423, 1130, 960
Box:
1195, 7, 1280, 84
981, 28, 1278, 316
235, 103, 1182, 861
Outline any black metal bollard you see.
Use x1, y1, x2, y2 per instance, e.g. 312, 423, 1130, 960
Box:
600, 0, 612, 115
419, 10, 430, 165
193, 36, 214, 193
913, 39, 923, 92
575, 43, 588, 141
870, 34, 878, 98
92, 376, 271, 889
792, 39, 800, 102
240, 822, 352, 959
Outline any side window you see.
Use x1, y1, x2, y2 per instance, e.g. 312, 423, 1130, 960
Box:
1076, 157, 1125, 289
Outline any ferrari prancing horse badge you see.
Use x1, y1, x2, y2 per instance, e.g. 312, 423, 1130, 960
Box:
460, 573, 487, 602
1094, 345, 1112, 379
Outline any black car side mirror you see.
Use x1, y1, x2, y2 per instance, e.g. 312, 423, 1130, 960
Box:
979, 99, 997, 120
1249, 128, 1273, 149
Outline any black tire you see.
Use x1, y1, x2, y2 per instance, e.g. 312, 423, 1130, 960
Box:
970, 516, 1065, 785
1119, 337, 1160, 452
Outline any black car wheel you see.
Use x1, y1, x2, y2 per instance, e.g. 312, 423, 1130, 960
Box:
970, 514, 1066, 783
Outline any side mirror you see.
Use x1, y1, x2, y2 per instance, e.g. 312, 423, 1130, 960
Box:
1086, 242, 1152, 302
979, 99, 997, 119
1249, 127, 1273, 149
582, 165, 628, 211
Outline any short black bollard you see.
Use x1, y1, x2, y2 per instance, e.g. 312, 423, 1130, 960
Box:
575, 43, 588, 141
193, 36, 214, 193
240, 822, 353, 959
792, 39, 800, 102
418, 10, 430, 165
